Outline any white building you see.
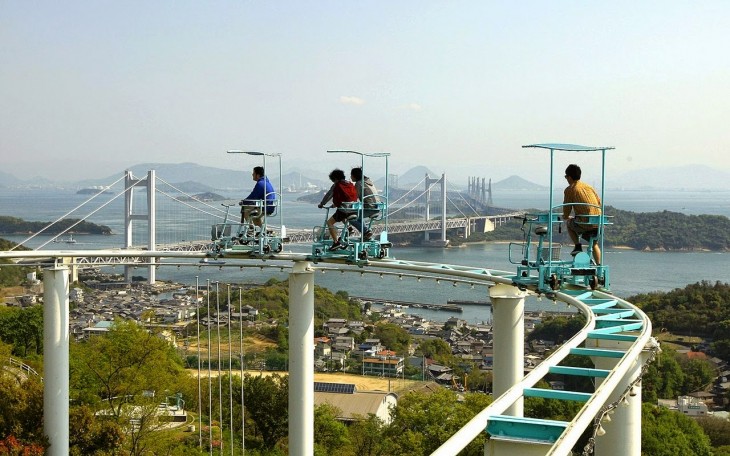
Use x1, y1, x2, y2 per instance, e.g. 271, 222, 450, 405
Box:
677, 396, 710, 416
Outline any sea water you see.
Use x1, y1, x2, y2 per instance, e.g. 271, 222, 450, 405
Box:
1, 187, 729, 324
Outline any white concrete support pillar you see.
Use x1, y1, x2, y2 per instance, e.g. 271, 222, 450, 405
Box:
489, 283, 527, 416
288, 261, 314, 456
44, 266, 70, 456
147, 170, 156, 285
589, 340, 646, 456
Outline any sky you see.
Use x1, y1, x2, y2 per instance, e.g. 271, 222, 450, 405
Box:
2, 1, 729, 185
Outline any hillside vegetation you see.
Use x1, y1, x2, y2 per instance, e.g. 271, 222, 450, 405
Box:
0, 216, 112, 235
0, 238, 30, 287
631, 280, 730, 359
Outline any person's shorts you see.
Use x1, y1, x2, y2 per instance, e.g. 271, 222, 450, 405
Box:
567, 219, 598, 240
333, 209, 356, 223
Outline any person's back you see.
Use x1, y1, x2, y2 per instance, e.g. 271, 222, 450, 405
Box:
350, 167, 380, 240
357, 177, 380, 208
564, 179, 600, 225
332, 180, 358, 207
241, 166, 276, 225
563, 164, 602, 262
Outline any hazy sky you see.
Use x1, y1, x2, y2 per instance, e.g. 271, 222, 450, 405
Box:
2, 1, 729, 185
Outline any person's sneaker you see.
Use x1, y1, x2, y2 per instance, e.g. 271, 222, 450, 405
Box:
347, 226, 355, 236
330, 239, 345, 251
363, 230, 373, 241
570, 244, 583, 256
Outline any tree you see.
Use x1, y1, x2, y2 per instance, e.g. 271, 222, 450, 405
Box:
641, 403, 713, 456
313, 404, 349, 456
0, 375, 45, 450
642, 350, 685, 401
69, 405, 124, 456
243, 374, 288, 449
417, 338, 451, 358
69, 321, 187, 455
374, 323, 411, 354
385, 388, 491, 455
678, 357, 716, 395
0, 306, 43, 357
696, 416, 730, 448
527, 315, 586, 344
70, 321, 184, 416
347, 414, 389, 456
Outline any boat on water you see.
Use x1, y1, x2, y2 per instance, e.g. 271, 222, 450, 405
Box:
76, 186, 114, 195
53, 234, 77, 244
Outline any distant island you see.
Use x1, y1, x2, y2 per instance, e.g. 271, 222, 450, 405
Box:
0, 216, 113, 235
178, 192, 228, 202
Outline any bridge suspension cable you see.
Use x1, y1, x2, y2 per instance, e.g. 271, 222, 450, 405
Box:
154, 186, 228, 220
445, 178, 481, 216
11, 174, 127, 251
387, 176, 427, 206
33, 177, 146, 251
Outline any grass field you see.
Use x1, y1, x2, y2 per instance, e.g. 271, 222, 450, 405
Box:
187, 368, 421, 393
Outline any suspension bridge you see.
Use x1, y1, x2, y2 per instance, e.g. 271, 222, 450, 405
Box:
10, 170, 521, 256
0, 169, 657, 456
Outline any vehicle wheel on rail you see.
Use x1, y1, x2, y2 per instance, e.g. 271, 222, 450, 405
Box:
548, 273, 560, 291
274, 243, 283, 253
378, 248, 386, 259
589, 275, 598, 290
263, 245, 271, 254
358, 251, 368, 260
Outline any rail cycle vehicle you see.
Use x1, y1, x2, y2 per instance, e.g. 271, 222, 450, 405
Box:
311, 150, 392, 263
208, 151, 285, 257
509, 143, 613, 294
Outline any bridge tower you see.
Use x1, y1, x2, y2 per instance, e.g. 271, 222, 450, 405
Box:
424, 173, 447, 246
487, 178, 493, 206
124, 170, 157, 284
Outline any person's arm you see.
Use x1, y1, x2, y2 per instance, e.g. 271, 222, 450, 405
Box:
318, 185, 334, 208
563, 186, 576, 220
242, 179, 265, 204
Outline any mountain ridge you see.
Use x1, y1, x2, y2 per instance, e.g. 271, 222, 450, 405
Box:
2, 163, 729, 192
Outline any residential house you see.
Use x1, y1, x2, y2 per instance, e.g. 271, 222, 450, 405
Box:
313, 382, 398, 425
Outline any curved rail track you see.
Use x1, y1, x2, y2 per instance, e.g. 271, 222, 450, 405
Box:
0, 249, 656, 455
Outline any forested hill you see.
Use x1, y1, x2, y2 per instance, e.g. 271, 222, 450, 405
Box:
606, 207, 730, 251
474, 206, 730, 251
630, 281, 730, 360
0, 216, 113, 235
